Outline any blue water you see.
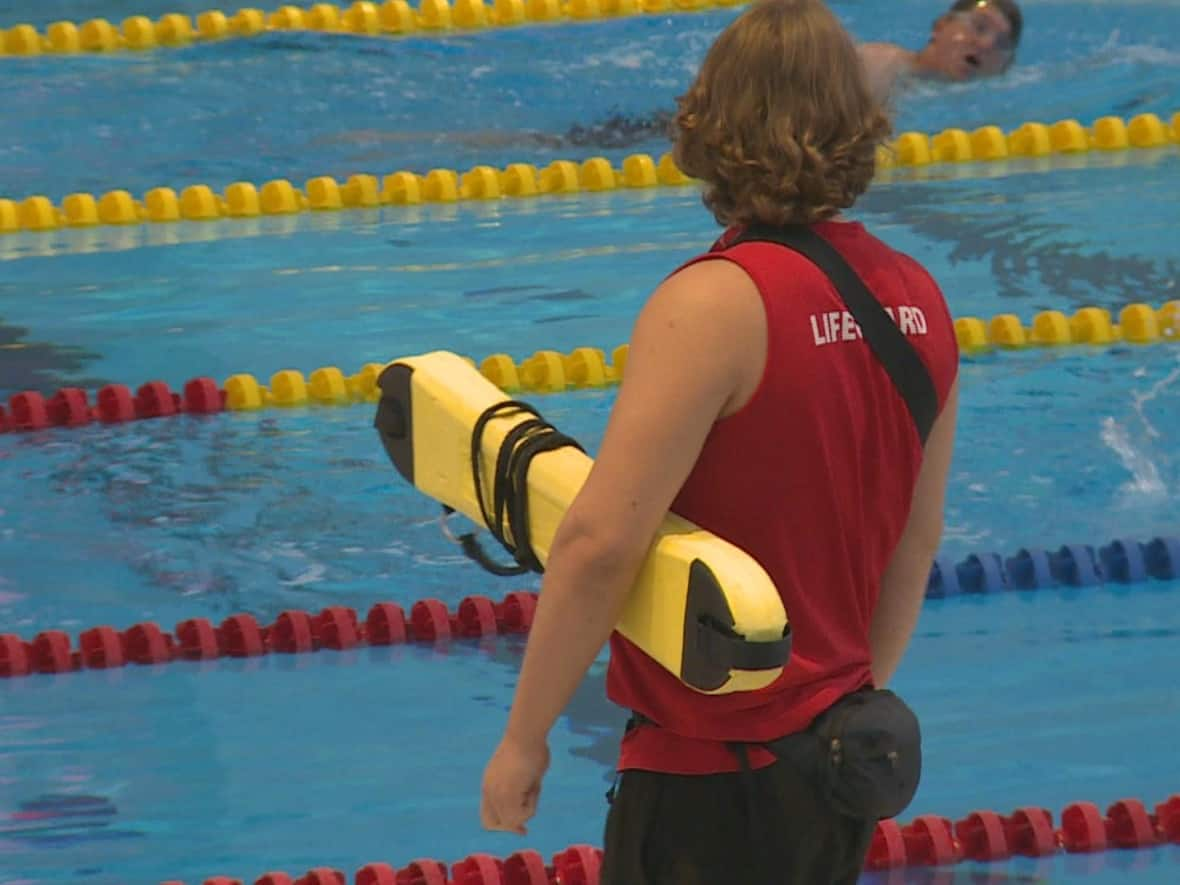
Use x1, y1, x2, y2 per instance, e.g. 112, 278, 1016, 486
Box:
1, 588, 1178, 884
2, 0, 1179, 200
1, 346, 1179, 633
2, 1, 1180, 883
1, 155, 1177, 400
0, 352, 1177, 882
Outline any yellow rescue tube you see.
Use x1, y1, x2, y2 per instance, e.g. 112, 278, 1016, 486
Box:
374, 351, 790, 694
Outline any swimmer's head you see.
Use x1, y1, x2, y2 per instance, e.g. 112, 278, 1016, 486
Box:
673, 0, 889, 228
925, 0, 1023, 80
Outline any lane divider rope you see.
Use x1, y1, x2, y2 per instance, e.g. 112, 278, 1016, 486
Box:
0, 301, 1176, 437
0, 592, 539, 679
2, 534, 1176, 680
1, 110, 1178, 234
2, 0, 746, 58
929, 536, 1179, 596
879, 111, 1180, 169
0, 367, 386, 434
953, 301, 1179, 352
157, 792, 1180, 883
0, 153, 693, 234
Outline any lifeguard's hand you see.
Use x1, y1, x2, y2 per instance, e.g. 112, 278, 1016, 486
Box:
480, 733, 550, 836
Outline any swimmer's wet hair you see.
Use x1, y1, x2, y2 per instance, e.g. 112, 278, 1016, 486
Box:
948, 0, 1022, 48
673, 0, 890, 229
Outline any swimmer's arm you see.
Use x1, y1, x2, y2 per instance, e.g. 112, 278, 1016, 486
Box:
857, 42, 915, 105
502, 261, 764, 750
870, 375, 959, 687
310, 129, 563, 149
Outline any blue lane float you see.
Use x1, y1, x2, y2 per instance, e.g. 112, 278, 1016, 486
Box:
927, 536, 1178, 597
1145, 537, 1180, 580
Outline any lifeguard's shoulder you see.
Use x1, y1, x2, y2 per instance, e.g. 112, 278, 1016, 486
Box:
646, 257, 765, 342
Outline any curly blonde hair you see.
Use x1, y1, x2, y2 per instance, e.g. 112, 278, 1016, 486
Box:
673, 0, 891, 228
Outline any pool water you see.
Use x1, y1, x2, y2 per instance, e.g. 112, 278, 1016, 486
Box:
2, 0, 1179, 882
1, 338, 1179, 633
1, 0, 1179, 199
2, 583, 1179, 884
1, 155, 1177, 397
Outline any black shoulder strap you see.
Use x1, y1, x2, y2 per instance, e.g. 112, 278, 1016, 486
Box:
729, 224, 939, 445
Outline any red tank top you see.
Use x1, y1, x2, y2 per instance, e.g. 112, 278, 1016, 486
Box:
605, 220, 959, 775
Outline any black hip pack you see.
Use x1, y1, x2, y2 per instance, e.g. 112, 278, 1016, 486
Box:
765, 687, 922, 821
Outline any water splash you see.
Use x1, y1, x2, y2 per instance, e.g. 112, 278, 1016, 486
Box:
1099, 415, 1167, 498
1129, 358, 1180, 440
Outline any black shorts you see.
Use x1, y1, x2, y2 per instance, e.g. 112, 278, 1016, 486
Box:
600, 758, 875, 885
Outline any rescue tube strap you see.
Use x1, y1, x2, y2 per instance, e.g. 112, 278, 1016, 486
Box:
696, 616, 791, 672
454, 397, 787, 685
457, 400, 585, 576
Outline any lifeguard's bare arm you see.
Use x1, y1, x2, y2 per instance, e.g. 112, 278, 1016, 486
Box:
870, 375, 959, 686
502, 260, 765, 750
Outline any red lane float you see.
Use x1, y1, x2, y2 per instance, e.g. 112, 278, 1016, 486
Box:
3, 378, 224, 434
0, 592, 539, 680
1002, 807, 1058, 856
158, 797, 1180, 884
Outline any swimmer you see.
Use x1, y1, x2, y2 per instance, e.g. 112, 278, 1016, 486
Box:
860, 0, 1024, 103
570, 0, 1027, 146
479, 0, 960, 881
317, 1, 1023, 156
